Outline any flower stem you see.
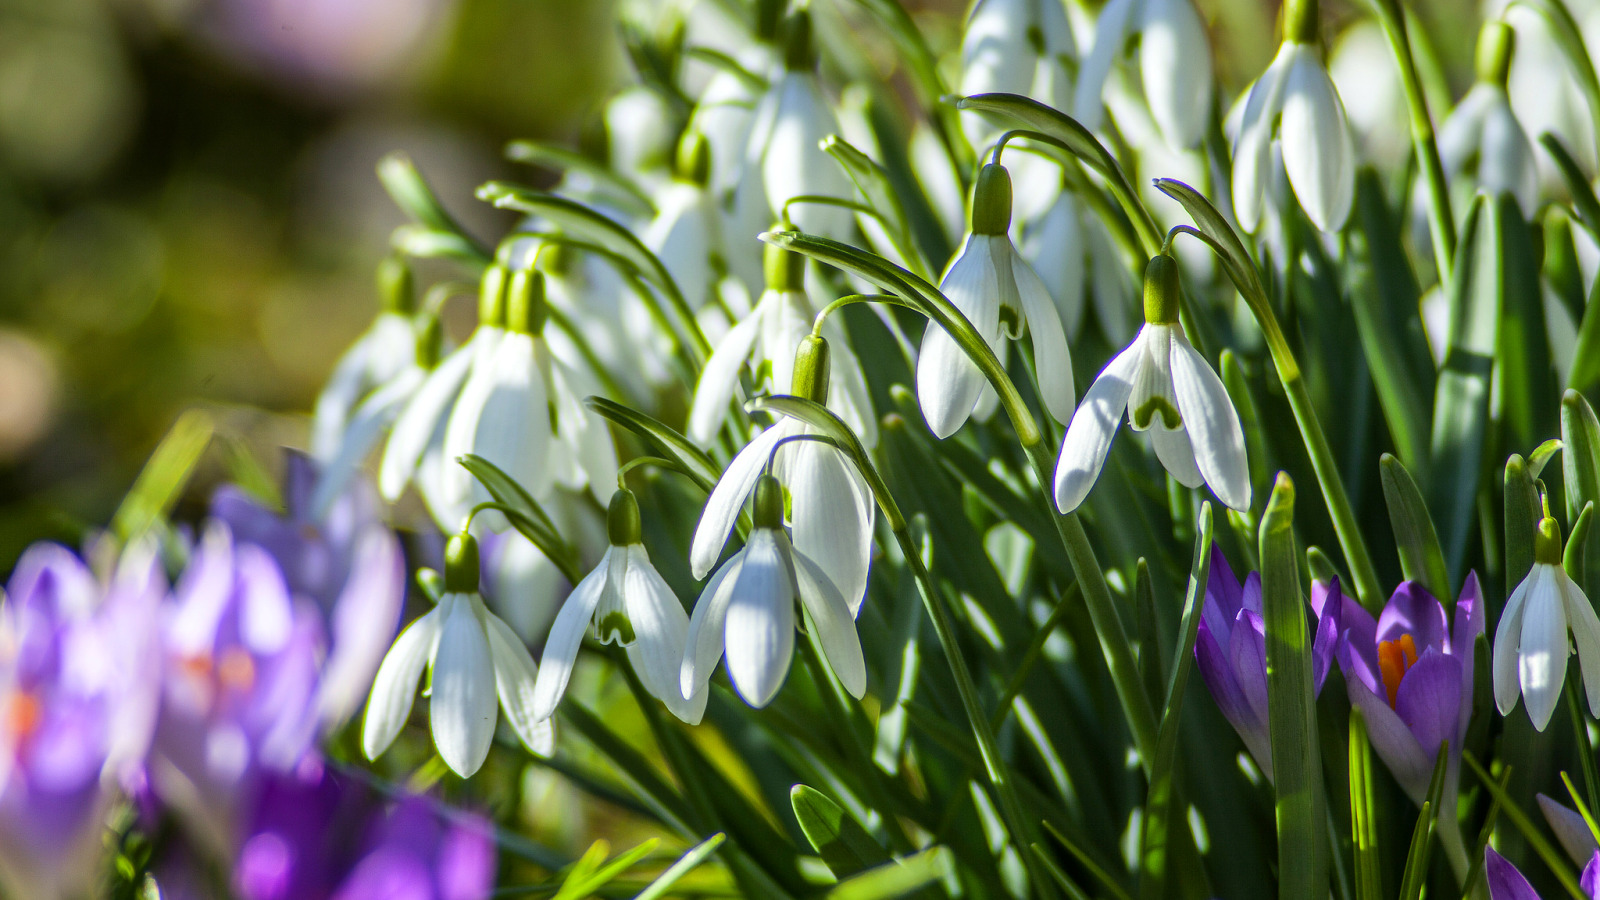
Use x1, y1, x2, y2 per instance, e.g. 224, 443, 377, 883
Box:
1371, 0, 1455, 280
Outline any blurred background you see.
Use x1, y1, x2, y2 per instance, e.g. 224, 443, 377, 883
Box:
0, 0, 1486, 569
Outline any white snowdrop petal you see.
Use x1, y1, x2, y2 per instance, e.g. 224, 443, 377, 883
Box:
1072, 0, 1138, 133
1138, 0, 1212, 150
1494, 570, 1535, 715
1168, 333, 1251, 510
1054, 337, 1144, 513
624, 546, 707, 724
483, 609, 554, 757
689, 311, 764, 445
763, 73, 854, 239
429, 595, 500, 776
310, 367, 423, 520
1520, 568, 1571, 732
788, 442, 874, 617
918, 237, 1004, 438
684, 549, 745, 698
1558, 571, 1600, 718
1280, 48, 1355, 231
792, 550, 867, 699
362, 602, 446, 761
1150, 426, 1205, 489
382, 343, 475, 501
1479, 95, 1541, 219
1232, 44, 1298, 233
1012, 251, 1076, 425
723, 531, 797, 707
531, 548, 613, 721
690, 421, 797, 579
1023, 193, 1086, 340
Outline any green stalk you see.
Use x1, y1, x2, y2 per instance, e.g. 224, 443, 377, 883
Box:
1369, 0, 1455, 279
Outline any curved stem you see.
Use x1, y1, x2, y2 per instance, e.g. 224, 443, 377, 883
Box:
812, 293, 919, 334
1371, 0, 1455, 280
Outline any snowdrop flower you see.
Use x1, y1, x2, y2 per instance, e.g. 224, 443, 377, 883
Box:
684, 473, 866, 707
1494, 513, 1600, 731
689, 242, 875, 446
1074, 0, 1212, 151
745, 11, 856, 239
363, 534, 551, 777
644, 133, 725, 310
381, 267, 508, 530
311, 258, 417, 462
532, 489, 707, 724
1231, 0, 1355, 233
917, 163, 1075, 438
1436, 22, 1538, 217
1054, 253, 1249, 513
959, 0, 1076, 153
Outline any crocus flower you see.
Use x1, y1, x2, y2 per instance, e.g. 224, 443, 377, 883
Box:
1192, 546, 1338, 780
533, 489, 707, 724
210, 453, 406, 730
1494, 515, 1600, 731
684, 474, 866, 707
688, 243, 875, 447
690, 335, 874, 683
1539, 793, 1600, 868
1231, 20, 1355, 233
363, 534, 551, 777
1485, 846, 1600, 900
0, 542, 162, 900
312, 258, 417, 463
916, 163, 1074, 438
1073, 0, 1213, 151
1436, 22, 1538, 217
1054, 253, 1249, 514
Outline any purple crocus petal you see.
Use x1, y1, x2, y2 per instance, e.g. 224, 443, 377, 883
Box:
1312, 579, 1343, 695
1202, 544, 1243, 639
1452, 571, 1486, 742
6, 544, 98, 618
1485, 847, 1543, 900
283, 452, 320, 523
1582, 849, 1600, 898
1391, 649, 1462, 761
1223, 608, 1274, 778
1195, 620, 1258, 750
1337, 596, 1382, 696
169, 525, 238, 657
1346, 669, 1435, 803
1538, 794, 1600, 868
436, 814, 495, 900
1379, 582, 1450, 652
1240, 572, 1263, 615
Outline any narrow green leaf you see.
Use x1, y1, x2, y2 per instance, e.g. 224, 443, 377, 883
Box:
1348, 709, 1382, 900
825, 847, 952, 900
1494, 193, 1558, 452
1259, 473, 1328, 900
632, 833, 727, 900
955, 93, 1160, 253
1379, 454, 1452, 606
821, 136, 927, 278
1506, 454, 1542, 594
1396, 745, 1449, 900
791, 785, 892, 879
1564, 391, 1600, 598
504, 140, 654, 217
1541, 133, 1600, 239
378, 153, 485, 248
111, 410, 213, 545
1531, 439, 1565, 479
1571, 273, 1600, 395
459, 454, 561, 537
1429, 196, 1496, 580
584, 397, 720, 492
1463, 751, 1588, 899
555, 840, 660, 900
1566, 502, 1595, 586
390, 224, 492, 269
1133, 559, 1164, 705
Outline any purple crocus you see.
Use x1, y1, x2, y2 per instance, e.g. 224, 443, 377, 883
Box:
150, 523, 328, 852
1193, 545, 1339, 781
211, 452, 406, 728
1485, 846, 1600, 899
1540, 793, 1600, 869
0, 542, 163, 900
1324, 574, 1484, 879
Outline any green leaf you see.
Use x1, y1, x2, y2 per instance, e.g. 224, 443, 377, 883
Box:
791, 785, 893, 879
389, 225, 492, 269
1464, 752, 1589, 899
457, 454, 582, 582
1153, 178, 1268, 309
1531, 438, 1565, 479
632, 833, 727, 900
554, 839, 660, 900
1541, 133, 1600, 241
821, 136, 929, 279
1566, 501, 1595, 585
1428, 195, 1498, 580
377, 154, 488, 252
1379, 454, 1451, 606
824, 846, 953, 900
956, 93, 1160, 253
1395, 744, 1449, 900
1259, 474, 1328, 900
1505, 454, 1542, 594
584, 397, 721, 492
1494, 194, 1558, 453
504, 139, 654, 217
1347, 709, 1381, 900
111, 410, 213, 546
1563, 390, 1600, 597
1571, 272, 1600, 395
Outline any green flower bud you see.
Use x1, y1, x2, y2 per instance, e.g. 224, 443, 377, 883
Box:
505, 268, 549, 336
1284, 0, 1318, 44
784, 10, 816, 71
415, 313, 445, 369
479, 264, 509, 328
677, 130, 712, 187
792, 334, 831, 403
753, 474, 785, 530
1534, 515, 1564, 565
1476, 22, 1515, 89
755, 0, 783, 42
444, 533, 481, 593
764, 240, 806, 293
1142, 253, 1182, 325
378, 257, 416, 314
970, 164, 1014, 236
607, 488, 642, 546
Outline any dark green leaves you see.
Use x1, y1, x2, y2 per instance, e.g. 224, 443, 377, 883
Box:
1379, 454, 1451, 604
584, 397, 720, 492
791, 785, 892, 878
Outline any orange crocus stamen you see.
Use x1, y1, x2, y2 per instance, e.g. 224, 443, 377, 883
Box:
1376, 634, 1419, 709
2, 691, 42, 740
217, 648, 256, 692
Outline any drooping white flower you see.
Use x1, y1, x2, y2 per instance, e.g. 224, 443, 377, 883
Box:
1436, 23, 1539, 218
1074, 0, 1213, 151
745, 11, 855, 239
684, 474, 867, 708
532, 490, 707, 724
1054, 254, 1249, 513
311, 258, 417, 463
605, 85, 677, 193
644, 134, 725, 310
1495, 0, 1599, 190
916, 163, 1075, 438
959, 0, 1076, 154
363, 534, 551, 777
688, 244, 875, 447
1494, 515, 1600, 731
1232, 39, 1355, 233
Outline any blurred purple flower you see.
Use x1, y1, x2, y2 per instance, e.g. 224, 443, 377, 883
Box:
211, 453, 406, 728
1192, 545, 1338, 781
1485, 846, 1600, 899
1540, 793, 1600, 868
0, 542, 163, 899
151, 523, 326, 850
